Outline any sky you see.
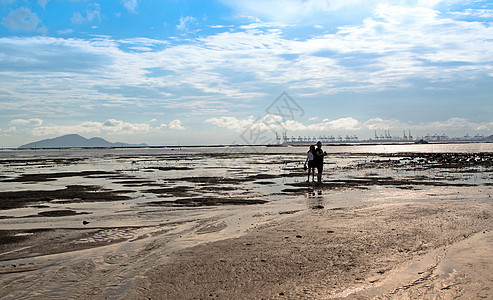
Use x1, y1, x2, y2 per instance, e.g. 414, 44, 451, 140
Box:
0, 0, 492, 147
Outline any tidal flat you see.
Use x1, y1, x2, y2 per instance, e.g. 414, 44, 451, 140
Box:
0, 145, 492, 299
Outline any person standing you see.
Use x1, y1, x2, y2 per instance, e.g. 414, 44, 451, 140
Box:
304, 145, 316, 182
314, 141, 327, 184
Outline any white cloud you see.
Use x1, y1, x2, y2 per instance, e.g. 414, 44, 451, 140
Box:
31, 122, 102, 136
103, 119, 151, 133
220, 0, 360, 23
71, 3, 102, 24
0, 2, 492, 136
4, 126, 17, 133
9, 118, 43, 126
121, 0, 139, 12
450, 9, 493, 18
86, 3, 102, 22
476, 122, 493, 131
71, 12, 85, 24
38, 0, 49, 9
177, 16, 196, 31
30, 119, 152, 136
262, 114, 284, 124
206, 115, 362, 132
219, 0, 448, 24
363, 118, 404, 130
206, 116, 493, 135
2, 2, 492, 109
414, 117, 480, 131
319, 117, 361, 130
2, 7, 41, 31
282, 117, 362, 131
57, 28, 74, 35
205, 116, 256, 131
168, 119, 185, 130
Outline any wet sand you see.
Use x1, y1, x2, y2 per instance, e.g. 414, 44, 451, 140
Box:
132, 200, 493, 299
1, 148, 492, 299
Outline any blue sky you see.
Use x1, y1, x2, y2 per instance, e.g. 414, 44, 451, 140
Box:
0, 0, 492, 146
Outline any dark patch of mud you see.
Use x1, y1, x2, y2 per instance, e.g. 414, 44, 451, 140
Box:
0, 157, 87, 167
0, 185, 133, 210
246, 174, 281, 180
281, 187, 314, 194
167, 176, 248, 185
146, 196, 268, 207
197, 186, 239, 192
0, 209, 90, 219
167, 174, 284, 186
2, 171, 117, 182
112, 180, 156, 187
0, 230, 37, 246
351, 152, 493, 171
279, 210, 302, 215
36, 209, 89, 217
143, 186, 196, 198
145, 166, 194, 171
254, 181, 276, 185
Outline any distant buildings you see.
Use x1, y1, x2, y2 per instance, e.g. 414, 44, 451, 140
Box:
281, 132, 359, 144
279, 130, 488, 144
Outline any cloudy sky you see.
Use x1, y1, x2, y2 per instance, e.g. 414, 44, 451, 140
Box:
0, 0, 492, 146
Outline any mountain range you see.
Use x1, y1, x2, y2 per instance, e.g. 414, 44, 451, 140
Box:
18, 134, 148, 149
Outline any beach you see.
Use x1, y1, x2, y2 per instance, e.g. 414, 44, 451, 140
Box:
131, 191, 493, 299
135, 199, 493, 299
1, 144, 492, 299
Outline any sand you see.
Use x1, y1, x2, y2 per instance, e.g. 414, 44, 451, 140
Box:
1, 149, 493, 299
131, 200, 493, 299
1, 188, 492, 299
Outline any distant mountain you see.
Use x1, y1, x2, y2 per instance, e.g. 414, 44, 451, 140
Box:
486, 135, 493, 141
18, 134, 147, 149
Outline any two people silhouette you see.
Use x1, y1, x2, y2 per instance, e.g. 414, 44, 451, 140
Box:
305, 141, 327, 184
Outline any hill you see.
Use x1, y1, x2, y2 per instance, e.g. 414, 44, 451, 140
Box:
18, 134, 147, 149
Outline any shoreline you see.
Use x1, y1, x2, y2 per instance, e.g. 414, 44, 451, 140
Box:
4, 140, 493, 150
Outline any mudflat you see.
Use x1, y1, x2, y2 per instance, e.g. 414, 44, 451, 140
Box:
1, 148, 492, 299
133, 200, 493, 299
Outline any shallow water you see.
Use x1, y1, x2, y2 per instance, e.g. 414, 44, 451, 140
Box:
1, 144, 492, 228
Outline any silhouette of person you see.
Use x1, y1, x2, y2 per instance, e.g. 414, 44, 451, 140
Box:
305, 145, 316, 182
313, 141, 327, 183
